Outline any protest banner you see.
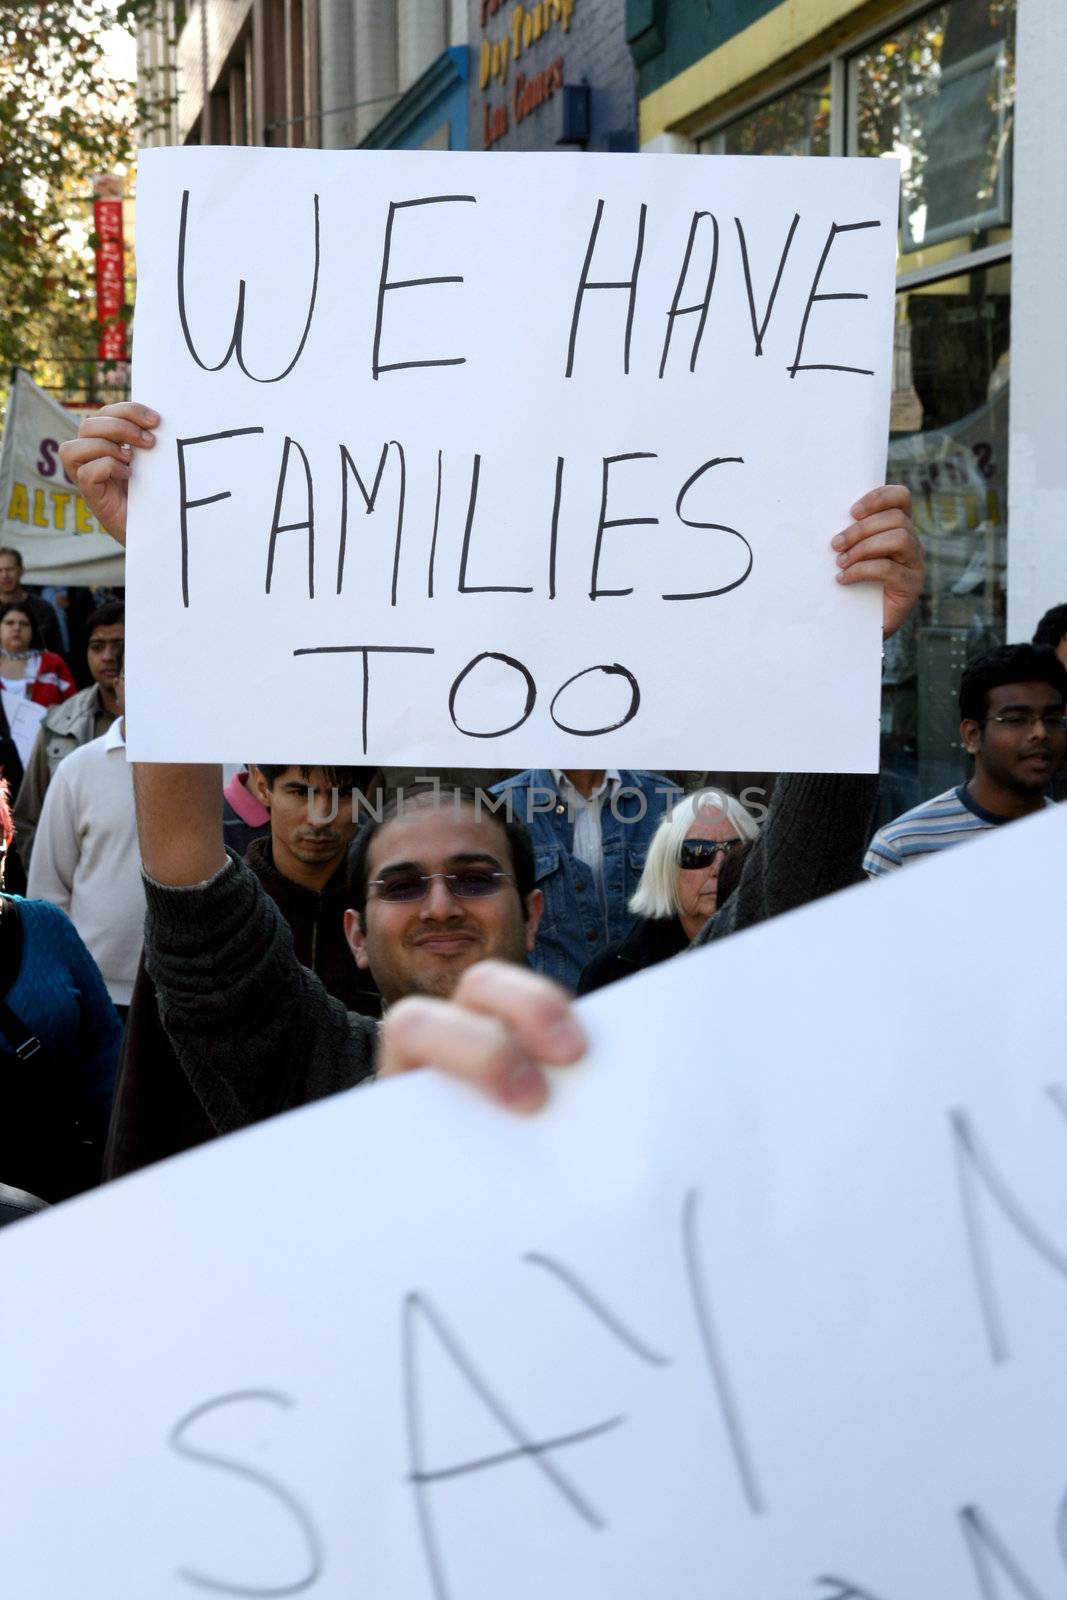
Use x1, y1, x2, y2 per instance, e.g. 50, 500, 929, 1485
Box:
127, 147, 898, 769
0, 804, 1064, 1596
0, 370, 125, 585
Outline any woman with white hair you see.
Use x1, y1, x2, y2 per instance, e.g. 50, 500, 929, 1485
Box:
576, 788, 760, 995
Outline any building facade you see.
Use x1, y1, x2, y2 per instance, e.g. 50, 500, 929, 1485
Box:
136, 2, 468, 152
136, 0, 1066, 804
471, 0, 637, 152
137, 0, 314, 148
630, 0, 1066, 813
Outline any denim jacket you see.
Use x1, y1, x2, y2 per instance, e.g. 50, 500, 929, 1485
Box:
490, 769, 679, 992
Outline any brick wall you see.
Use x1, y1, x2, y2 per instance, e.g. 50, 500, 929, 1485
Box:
468, 0, 636, 153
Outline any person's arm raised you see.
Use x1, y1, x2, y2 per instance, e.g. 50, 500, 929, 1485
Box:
133, 763, 228, 888
60, 405, 226, 888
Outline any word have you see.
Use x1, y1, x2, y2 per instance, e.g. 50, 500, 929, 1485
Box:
175, 188, 881, 387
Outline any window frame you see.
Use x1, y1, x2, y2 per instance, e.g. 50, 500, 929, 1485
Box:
693, 0, 1015, 299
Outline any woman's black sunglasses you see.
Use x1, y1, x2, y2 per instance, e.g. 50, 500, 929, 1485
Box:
679, 838, 739, 870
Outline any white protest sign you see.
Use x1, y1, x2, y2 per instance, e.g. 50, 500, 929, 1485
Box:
127, 147, 899, 770
2, 805, 1066, 1595
0, 369, 125, 584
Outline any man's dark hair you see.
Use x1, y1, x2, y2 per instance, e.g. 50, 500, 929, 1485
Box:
1032, 602, 1067, 653
255, 763, 376, 792
0, 547, 22, 568
86, 599, 125, 635
0, 600, 41, 649
958, 643, 1067, 722
346, 785, 536, 917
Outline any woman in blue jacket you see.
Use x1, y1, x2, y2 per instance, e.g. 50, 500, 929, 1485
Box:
0, 782, 121, 1202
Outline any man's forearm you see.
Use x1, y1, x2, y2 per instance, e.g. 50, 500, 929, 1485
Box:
133, 763, 227, 887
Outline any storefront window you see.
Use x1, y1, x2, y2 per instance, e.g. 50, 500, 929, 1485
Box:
850, 0, 1015, 817
698, 72, 831, 157
850, 1, 1015, 267
697, 0, 1017, 817
882, 265, 1010, 810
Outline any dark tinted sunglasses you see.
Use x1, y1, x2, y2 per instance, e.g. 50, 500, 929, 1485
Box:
368, 868, 515, 903
679, 838, 739, 870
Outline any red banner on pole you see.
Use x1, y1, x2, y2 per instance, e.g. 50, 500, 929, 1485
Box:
93, 175, 127, 361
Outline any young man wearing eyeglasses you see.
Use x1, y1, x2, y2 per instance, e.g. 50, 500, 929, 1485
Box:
864, 643, 1067, 877
343, 788, 542, 1007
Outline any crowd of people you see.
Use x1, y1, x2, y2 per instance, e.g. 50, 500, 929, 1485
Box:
0, 400, 1062, 1219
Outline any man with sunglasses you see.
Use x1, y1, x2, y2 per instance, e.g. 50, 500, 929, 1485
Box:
864, 643, 1067, 876
344, 789, 543, 1007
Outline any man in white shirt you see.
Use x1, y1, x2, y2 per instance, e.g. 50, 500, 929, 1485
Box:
27, 668, 143, 1012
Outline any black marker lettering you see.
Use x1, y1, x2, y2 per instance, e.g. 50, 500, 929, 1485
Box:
292, 645, 434, 754
549, 663, 640, 737
788, 220, 881, 378
427, 448, 443, 598
951, 1105, 1067, 1365
664, 456, 752, 600
660, 211, 720, 378
814, 1579, 892, 1600
589, 452, 658, 601
524, 1252, 672, 1366
402, 1291, 623, 1600
958, 1505, 1050, 1600
372, 195, 477, 378
565, 199, 647, 378
683, 1186, 766, 1516
265, 437, 315, 598
337, 442, 389, 595
389, 440, 406, 606
169, 1390, 323, 1597
176, 428, 265, 608
548, 454, 564, 600
448, 650, 536, 738
176, 190, 320, 383
735, 211, 800, 357
458, 454, 533, 594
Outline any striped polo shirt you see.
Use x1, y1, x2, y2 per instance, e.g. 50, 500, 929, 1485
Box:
863, 785, 1040, 877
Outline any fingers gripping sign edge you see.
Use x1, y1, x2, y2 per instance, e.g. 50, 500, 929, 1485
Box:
58, 401, 162, 545
377, 962, 586, 1115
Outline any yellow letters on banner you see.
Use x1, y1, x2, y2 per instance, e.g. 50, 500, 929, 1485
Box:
5, 481, 100, 535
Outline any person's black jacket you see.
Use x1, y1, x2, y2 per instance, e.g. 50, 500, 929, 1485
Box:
103, 840, 379, 1179
577, 915, 689, 995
